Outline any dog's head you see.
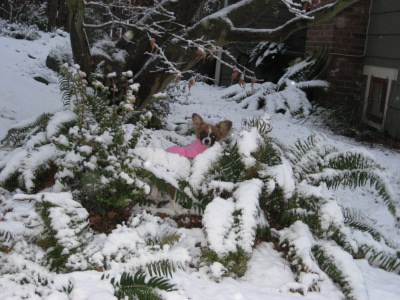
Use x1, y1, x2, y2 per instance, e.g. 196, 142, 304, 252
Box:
192, 113, 232, 147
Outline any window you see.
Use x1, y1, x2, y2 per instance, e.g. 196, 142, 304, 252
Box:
366, 76, 388, 124
363, 66, 398, 129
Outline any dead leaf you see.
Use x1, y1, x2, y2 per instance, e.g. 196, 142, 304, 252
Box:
149, 38, 156, 51
196, 48, 206, 57
239, 74, 246, 88
189, 77, 195, 90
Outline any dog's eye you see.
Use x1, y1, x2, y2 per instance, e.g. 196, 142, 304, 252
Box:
200, 132, 207, 139
210, 133, 216, 140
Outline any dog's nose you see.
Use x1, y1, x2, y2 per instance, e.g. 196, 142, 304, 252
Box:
203, 138, 211, 146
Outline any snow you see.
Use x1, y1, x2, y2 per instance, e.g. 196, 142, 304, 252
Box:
1, 31, 400, 300
266, 157, 296, 199
237, 128, 263, 167
46, 110, 76, 139
234, 179, 264, 253
279, 221, 318, 274
320, 241, 370, 300
190, 142, 223, 191
203, 197, 236, 255
0, 32, 64, 141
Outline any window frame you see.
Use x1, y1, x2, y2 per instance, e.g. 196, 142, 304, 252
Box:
363, 65, 398, 130
366, 76, 388, 124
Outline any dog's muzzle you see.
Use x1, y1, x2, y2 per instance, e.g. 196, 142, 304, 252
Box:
202, 137, 212, 146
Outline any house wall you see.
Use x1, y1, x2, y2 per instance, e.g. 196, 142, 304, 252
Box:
305, 0, 371, 103
364, 0, 400, 138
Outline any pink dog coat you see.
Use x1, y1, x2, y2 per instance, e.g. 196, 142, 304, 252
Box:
165, 140, 208, 158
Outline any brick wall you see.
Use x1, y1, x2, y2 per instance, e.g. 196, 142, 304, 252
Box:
306, 0, 371, 102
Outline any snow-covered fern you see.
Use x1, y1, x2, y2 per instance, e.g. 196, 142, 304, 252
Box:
222, 51, 329, 116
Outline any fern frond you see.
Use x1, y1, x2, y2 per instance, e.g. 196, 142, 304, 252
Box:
58, 67, 73, 107
343, 208, 382, 241
159, 231, 181, 247
312, 245, 355, 300
259, 186, 285, 217
286, 134, 334, 181
36, 199, 93, 272
314, 169, 396, 215
211, 143, 246, 183
325, 226, 356, 256
201, 247, 250, 278
1, 113, 53, 146
280, 208, 320, 230
327, 152, 382, 171
146, 231, 181, 247
142, 173, 200, 211
288, 135, 396, 215
147, 260, 176, 278
242, 116, 272, 138
360, 245, 400, 274
173, 181, 194, 209
113, 270, 177, 300
36, 202, 69, 271
0, 230, 14, 252
278, 48, 329, 90
254, 138, 282, 167
277, 195, 320, 230
0, 171, 21, 192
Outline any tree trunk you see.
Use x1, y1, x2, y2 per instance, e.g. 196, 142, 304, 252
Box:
66, 0, 92, 72
57, 0, 68, 30
47, 0, 58, 31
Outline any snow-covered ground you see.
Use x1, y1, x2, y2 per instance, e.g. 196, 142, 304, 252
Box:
0, 32, 399, 300
0, 31, 66, 138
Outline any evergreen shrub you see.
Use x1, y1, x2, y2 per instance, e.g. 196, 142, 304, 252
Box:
54, 65, 150, 215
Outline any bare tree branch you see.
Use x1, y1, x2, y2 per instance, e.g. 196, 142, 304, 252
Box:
67, 0, 361, 108
188, 0, 359, 45
115, 0, 207, 75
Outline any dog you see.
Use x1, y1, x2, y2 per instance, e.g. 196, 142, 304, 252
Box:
165, 113, 232, 158
192, 113, 232, 147
147, 113, 232, 214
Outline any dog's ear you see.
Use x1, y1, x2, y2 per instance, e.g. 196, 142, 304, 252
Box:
216, 120, 232, 140
192, 113, 204, 133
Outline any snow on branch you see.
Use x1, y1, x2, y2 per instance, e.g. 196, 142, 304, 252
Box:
190, 0, 359, 45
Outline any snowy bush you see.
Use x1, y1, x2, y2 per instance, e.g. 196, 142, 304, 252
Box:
53, 65, 153, 214
0, 111, 75, 192
0, 1, 47, 28
91, 212, 190, 276
0, 20, 41, 40
137, 115, 400, 295
46, 43, 74, 72
0, 195, 185, 299
0, 65, 155, 215
30, 192, 93, 272
223, 50, 329, 116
